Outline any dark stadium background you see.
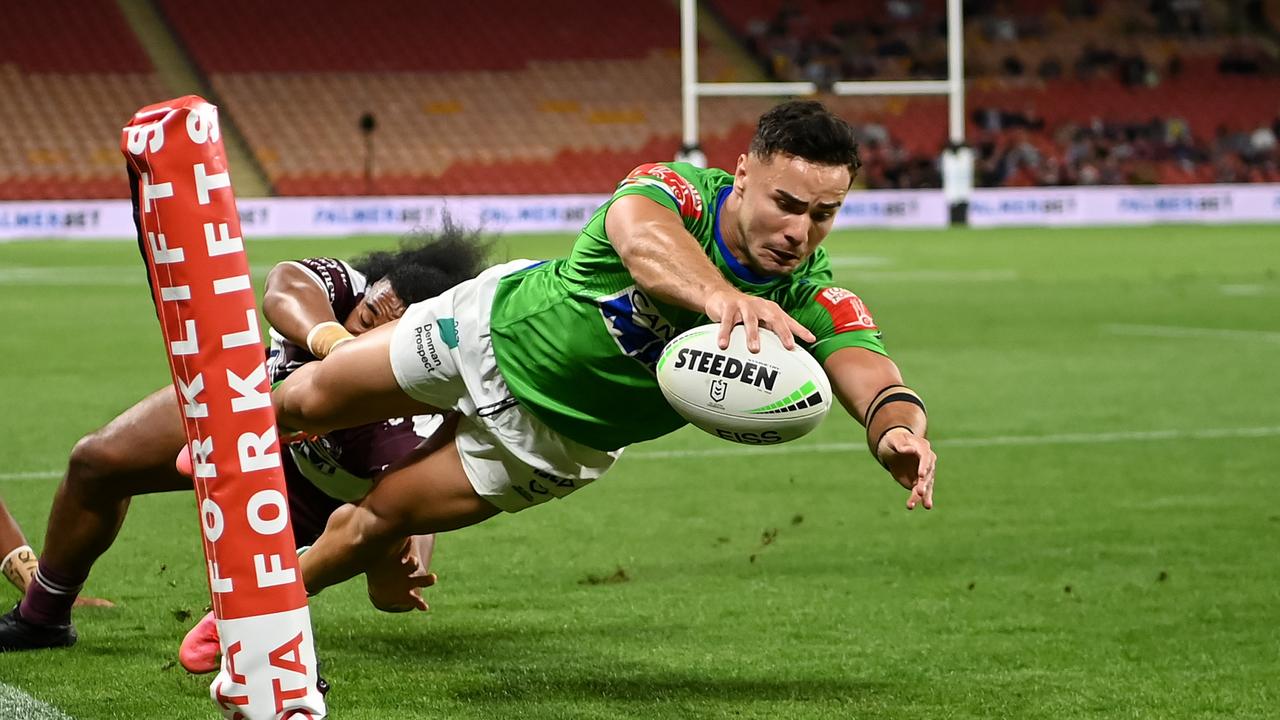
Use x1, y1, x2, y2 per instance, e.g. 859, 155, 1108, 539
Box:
3, 0, 1279, 200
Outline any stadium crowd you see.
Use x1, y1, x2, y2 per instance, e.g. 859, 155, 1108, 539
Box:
733, 0, 1280, 188
740, 1, 1278, 86
5, 0, 1280, 198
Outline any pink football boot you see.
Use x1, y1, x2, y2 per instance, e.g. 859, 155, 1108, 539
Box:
178, 610, 220, 674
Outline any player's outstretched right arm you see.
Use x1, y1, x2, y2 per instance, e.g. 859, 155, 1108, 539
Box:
606, 195, 814, 352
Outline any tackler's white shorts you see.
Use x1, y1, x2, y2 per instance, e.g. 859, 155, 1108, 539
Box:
388, 259, 621, 512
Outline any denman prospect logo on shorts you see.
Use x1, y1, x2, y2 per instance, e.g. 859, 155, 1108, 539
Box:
414, 323, 443, 372
437, 317, 459, 348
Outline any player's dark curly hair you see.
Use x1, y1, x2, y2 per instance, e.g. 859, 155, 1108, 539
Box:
749, 100, 862, 180
350, 216, 491, 304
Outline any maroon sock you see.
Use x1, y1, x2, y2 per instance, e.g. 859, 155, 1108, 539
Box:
18, 560, 87, 627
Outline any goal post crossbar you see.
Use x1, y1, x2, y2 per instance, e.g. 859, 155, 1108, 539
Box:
693, 80, 952, 97
680, 0, 966, 148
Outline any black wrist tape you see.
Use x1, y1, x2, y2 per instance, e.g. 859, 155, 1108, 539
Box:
865, 391, 927, 429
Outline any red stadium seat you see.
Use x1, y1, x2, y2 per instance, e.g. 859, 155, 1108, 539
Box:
7, 0, 1279, 197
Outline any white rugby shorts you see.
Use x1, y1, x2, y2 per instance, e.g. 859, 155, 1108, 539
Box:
388, 259, 621, 512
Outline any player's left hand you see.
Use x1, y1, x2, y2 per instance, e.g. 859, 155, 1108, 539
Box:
876, 428, 937, 510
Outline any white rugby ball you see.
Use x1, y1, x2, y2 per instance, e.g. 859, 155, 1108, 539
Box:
656, 324, 832, 445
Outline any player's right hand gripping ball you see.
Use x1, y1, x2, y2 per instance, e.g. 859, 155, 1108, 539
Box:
656, 324, 831, 445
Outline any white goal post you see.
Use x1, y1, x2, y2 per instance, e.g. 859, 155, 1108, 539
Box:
678, 0, 973, 216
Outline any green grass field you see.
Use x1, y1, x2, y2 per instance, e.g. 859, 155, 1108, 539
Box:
1, 225, 1278, 719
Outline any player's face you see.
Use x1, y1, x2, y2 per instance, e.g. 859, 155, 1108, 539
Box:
731, 152, 850, 276
344, 279, 406, 335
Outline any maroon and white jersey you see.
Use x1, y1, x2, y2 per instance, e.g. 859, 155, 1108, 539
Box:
266, 257, 367, 384
266, 257, 442, 501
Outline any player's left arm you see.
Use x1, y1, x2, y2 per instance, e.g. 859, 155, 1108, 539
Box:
824, 347, 936, 510
263, 260, 356, 359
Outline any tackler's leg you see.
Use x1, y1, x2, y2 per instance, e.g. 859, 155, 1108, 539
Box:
0, 500, 36, 594
301, 432, 497, 602
1, 387, 188, 651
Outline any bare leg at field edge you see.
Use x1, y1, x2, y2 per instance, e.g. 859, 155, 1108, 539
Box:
23, 387, 187, 622
2, 497, 117, 609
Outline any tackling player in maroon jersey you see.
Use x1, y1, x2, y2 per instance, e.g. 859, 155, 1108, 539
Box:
0, 225, 488, 654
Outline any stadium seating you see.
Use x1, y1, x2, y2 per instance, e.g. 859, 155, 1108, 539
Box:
181, 0, 1278, 194
0, 0, 162, 200
206, 57, 780, 196
157, 0, 750, 195
3, 0, 1278, 198
158, 1, 680, 73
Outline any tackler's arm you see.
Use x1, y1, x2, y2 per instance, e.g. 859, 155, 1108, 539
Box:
264, 263, 354, 359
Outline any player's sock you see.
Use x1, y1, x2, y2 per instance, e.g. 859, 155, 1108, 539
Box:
18, 560, 87, 627
1, 545, 38, 593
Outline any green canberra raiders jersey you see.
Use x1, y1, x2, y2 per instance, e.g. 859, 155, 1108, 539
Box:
489, 161, 888, 451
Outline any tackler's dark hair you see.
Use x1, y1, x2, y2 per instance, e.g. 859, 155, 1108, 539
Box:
749, 100, 862, 181
350, 215, 492, 304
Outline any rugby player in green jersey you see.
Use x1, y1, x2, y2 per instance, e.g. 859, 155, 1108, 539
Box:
273, 100, 938, 610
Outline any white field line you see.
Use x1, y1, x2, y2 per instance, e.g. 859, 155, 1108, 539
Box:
2, 262, 1021, 284
0, 235, 352, 245
843, 268, 1019, 282
0, 267, 140, 285
805, 256, 1022, 281
1219, 284, 1268, 296
0, 682, 75, 720
0, 470, 61, 481
3, 426, 1277, 478
827, 255, 893, 268
623, 425, 1280, 461
0, 264, 278, 285
1104, 323, 1280, 343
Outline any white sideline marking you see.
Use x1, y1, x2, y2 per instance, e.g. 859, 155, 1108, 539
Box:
0, 264, 277, 286
851, 269, 1018, 282
1219, 284, 1267, 296
827, 255, 893, 268
0, 263, 1021, 286
1105, 323, 1280, 343
2, 426, 1277, 478
0, 681, 75, 720
625, 425, 1280, 461
0, 471, 61, 481
824, 257, 1018, 282
0, 267, 138, 286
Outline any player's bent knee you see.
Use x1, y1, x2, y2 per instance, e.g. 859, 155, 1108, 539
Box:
65, 433, 130, 490
290, 391, 333, 435
280, 368, 341, 434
